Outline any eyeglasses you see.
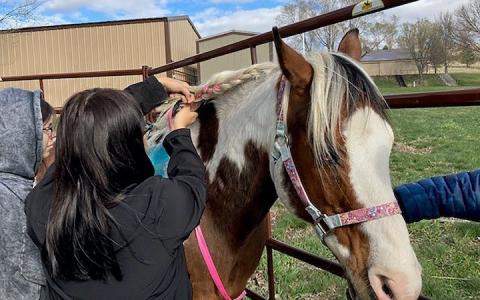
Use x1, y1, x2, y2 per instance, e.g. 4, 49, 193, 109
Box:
43, 124, 55, 138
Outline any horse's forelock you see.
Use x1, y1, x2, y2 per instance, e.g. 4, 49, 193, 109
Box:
296, 52, 387, 168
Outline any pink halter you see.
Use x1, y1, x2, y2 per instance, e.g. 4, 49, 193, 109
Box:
271, 76, 401, 241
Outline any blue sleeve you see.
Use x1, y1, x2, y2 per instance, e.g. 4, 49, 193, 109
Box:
394, 169, 480, 223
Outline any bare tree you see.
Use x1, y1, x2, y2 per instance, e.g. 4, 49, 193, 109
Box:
436, 13, 456, 73
454, 0, 480, 55
400, 19, 435, 82
428, 23, 444, 74
0, 0, 40, 30
276, 0, 381, 52
275, 0, 319, 53
361, 15, 399, 54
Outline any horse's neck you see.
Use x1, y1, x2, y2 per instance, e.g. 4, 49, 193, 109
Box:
191, 73, 280, 245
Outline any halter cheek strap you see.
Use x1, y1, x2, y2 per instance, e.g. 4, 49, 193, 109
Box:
271, 76, 401, 241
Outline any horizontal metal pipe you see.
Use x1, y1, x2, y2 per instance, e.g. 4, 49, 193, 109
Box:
266, 239, 345, 277
385, 88, 480, 108
1, 69, 143, 82
149, 0, 419, 75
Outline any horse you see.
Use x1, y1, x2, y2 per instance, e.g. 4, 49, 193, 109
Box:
147, 28, 422, 300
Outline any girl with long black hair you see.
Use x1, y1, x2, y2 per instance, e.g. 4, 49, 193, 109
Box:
25, 83, 205, 299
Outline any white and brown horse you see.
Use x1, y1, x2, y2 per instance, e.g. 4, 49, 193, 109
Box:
148, 29, 422, 300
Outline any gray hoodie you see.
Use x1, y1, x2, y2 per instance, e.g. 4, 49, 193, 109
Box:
0, 88, 45, 299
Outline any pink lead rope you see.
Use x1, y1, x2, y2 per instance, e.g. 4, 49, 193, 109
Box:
195, 227, 246, 300
167, 107, 245, 300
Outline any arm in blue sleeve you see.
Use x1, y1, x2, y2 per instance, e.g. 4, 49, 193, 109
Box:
394, 169, 480, 223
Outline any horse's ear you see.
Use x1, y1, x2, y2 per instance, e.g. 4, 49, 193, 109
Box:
338, 28, 361, 61
272, 27, 312, 89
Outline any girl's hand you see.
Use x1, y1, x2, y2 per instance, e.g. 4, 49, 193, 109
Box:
172, 104, 198, 129
159, 77, 195, 103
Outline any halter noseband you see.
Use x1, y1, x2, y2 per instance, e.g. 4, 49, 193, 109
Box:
271, 76, 401, 242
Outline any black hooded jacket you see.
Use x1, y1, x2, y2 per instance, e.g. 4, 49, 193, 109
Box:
25, 128, 206, 300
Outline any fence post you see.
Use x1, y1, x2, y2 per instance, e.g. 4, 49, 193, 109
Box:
250, 46, 258, 65
249, 44, 274, 299
142, 65, 157, 123
142, 65, 151, 80
266, 213, 275, 300
164, 18, 174, 78
39, 79, 45, 100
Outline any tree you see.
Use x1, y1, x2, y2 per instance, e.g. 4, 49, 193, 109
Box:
428, 23, 444, 74
0, 0, 40, 30
437, 12, 456, 73
361, 15, 399, 54
276, 0, 381, 52
454, 0, 480, 55
400, 19, 435, 82
459, 46, 477, 67
275, 0, 319, 53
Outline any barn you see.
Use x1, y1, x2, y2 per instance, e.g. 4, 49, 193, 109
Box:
197, 30, 273, 82
0, 17, 200, 107
361, 49, 418, 76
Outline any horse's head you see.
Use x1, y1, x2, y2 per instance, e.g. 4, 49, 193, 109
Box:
270, 28, 422, 300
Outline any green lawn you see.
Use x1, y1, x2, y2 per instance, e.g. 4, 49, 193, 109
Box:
248, 106, 480, 299
373, 73, 480, 95
380, 86, 471, 95
451, 73, 480, 87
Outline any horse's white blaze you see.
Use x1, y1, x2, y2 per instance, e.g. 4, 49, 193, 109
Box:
343, 107, 422, 296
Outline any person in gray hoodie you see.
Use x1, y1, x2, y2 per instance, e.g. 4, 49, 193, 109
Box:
0, 88, 46, 299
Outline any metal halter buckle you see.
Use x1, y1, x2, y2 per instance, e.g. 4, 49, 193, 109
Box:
272, 122, 289, 162
314, 216, 332, 239
306, 205, 332, 241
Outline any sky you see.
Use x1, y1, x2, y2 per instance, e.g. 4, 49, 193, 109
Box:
2, 0, 473, 37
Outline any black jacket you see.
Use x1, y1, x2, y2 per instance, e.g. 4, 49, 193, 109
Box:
125, 76, 169, 115
25, 129, 206, 300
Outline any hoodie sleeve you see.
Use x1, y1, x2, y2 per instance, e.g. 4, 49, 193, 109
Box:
154, 129, 207, 251
124, 76, 169, 115
394, 169, 480, 223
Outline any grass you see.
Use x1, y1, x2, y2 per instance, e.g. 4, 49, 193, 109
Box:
451, 73, 480, 87
372, 73, 480, 95
248, 106, 480, 299
380, 86, 470, 95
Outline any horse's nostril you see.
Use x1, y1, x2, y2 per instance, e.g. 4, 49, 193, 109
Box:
382, 278, 394, 299
382, 282, 394, 298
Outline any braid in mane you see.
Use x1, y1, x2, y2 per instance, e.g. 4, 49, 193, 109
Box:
188, 63, 276, 101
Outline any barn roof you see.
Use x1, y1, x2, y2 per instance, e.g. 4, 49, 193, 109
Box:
361, 49, 413, 62
0, 16, 201, 38
198, 30, 260, 43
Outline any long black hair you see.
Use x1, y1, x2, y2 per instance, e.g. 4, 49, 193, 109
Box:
40, 98, 54, 124
46, 88, 154, 280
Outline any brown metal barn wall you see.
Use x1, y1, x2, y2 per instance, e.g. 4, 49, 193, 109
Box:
0, 21, 170, 107
361, 60, 418, 76
197, 33, 271, 82
169, 20, 200, 84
